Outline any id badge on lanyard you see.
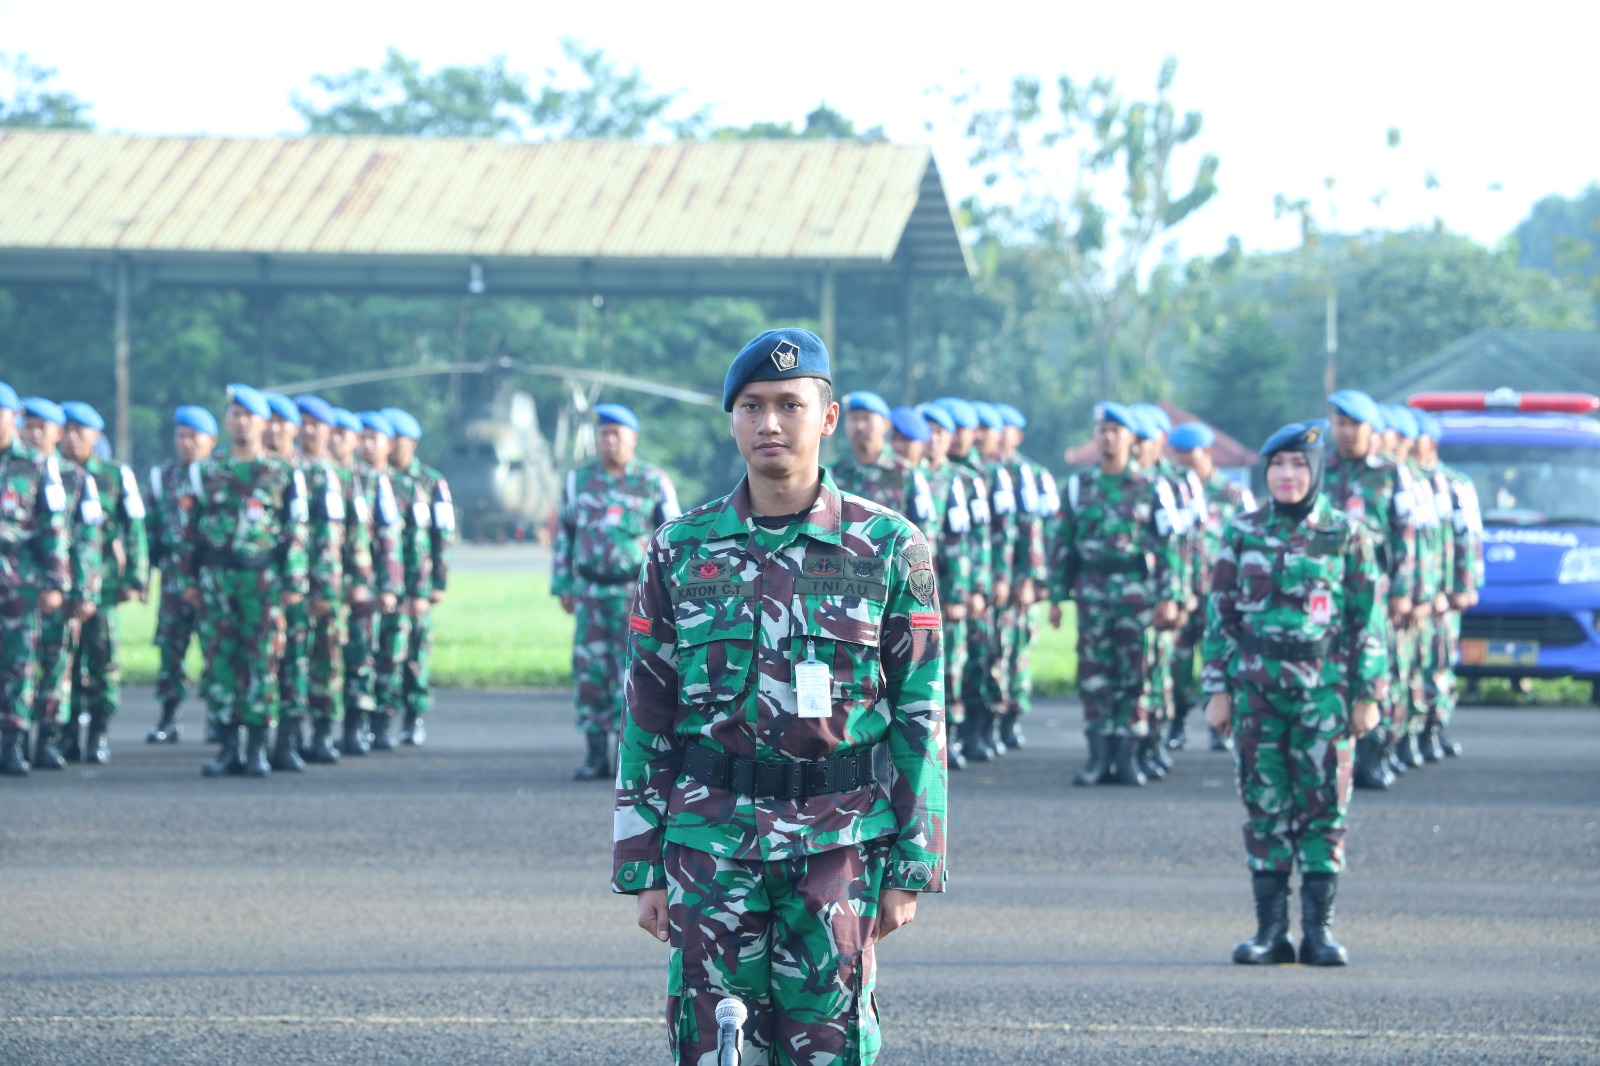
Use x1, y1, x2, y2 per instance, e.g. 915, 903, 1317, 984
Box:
794, 639, 831, 718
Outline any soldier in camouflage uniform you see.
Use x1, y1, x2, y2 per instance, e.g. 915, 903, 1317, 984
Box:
384, 408, 454, 746
1324, 391, 1417, 790
1048, 402, 1182, 787
961, 401, 1020, 764
887, 405, 928, 467
615, 328, 945, 1066
181, 385, 310, 778
20, 398, 103, 768
1129, 403, 1187, 780
553, 402, 680, 781
1167, 421, 1256, 752
0, 383, 71, 775
832, 392, 934, 530
1204, 420, 1387, 967
61, 402, 149, 765
994, 404, 1053, 751
261, 393, 315, 771
916, 403, 975, 770
145, 406, 218, 743
1383, 405, 1443, 771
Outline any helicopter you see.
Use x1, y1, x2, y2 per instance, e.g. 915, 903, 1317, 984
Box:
268, 358, 717, 542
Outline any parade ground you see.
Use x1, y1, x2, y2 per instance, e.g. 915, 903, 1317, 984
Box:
3, 689, 1596, 1065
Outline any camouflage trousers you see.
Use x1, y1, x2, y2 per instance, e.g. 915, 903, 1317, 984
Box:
31, 607, 80, 727
153, 581, 200, 707
1393, 619, 1427, 738
961, 606, 1006, 715
342, 604, 381, 717
1232, 682, 1354, 875
1427, 612, 1462, 728
572, 592, 629, 734
664, 839, 887, 1066
0, 584, 41, 732
278, 598, 311, 722
70, 606, 121, 724
1140, 628, 1176, 728
308, 604, 347, 723
403, 610, 434, 717
198, 568, 286, 729
1005, 602, 1036, 716
941, 618, 966, 727
374, 609, 413, 717
1171, 610, 1204, 719
1076, 600, 1154, 738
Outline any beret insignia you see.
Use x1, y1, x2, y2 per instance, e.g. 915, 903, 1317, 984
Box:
770, 340, 801, 372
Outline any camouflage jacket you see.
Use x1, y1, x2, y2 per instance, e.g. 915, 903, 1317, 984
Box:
1323, 452, 1416, 598
82, 456, 150, 606
351, 462, 414, 601
1408, 459, 1452, 602
950, 450, 993, 595
179, 454, 309, 594
922, 461, 974, 606
298, 455, 347, 605
552, 458, 679, 598
147, 458, 195, 587
393, 459, 454, 594
979, 453, 1021, 586
0, 438, 71, 594
1441, 466, 1485, 595
1005, 451, 1052, 585
58, 456, 104, 606
613, 472, 947, 895
1145, 457, 1198, 596
830, 447, 935, 530
1189, 470, 1256, 601
1202, 496, 1389, 701
330, 463, 381, 602
1048, 463, 1182, 609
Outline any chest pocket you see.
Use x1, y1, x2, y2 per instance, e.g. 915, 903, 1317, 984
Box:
1282, 531, 1347, 633
792, 558, 888, 704
671, 572, 757, 705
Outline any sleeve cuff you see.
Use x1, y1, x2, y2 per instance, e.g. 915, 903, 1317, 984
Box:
883, 854, 946, 893
612, 860, 667, 894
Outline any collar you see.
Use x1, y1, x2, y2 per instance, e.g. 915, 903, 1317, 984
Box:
709, 469, 843, 551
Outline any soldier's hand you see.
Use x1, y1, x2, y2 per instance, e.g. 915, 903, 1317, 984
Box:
1048, 602, 1064, 629
1434, 593, 1450, 615
409, 597, 430, 618
1411, 600, 1431, 622
874, 888, 919, 942
309, 596, 331, 619
1019, 578, 1037, 605
117, 588, 137, 605
39, 590, 63, 613
349, 587, 373, 605
1205, 693, 1233, 737
431, 590, 445, 604
1448, 592, 1471, 611
944, 602, 966, 622
1388, 596, 1413, 626
379, 592, 398, 614
182, 588, 203, 608
992, 579, 1011, 608
1350, 699, 1380, 738
1153, 600, 1180, 630
283, 592, 305, 608
560, 595, 576, 615
969, 593, 987, 615
635, 888, 670, 943
75, 600, 97, 621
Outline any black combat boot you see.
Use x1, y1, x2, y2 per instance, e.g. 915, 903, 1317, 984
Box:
341, 711, 371, 756
1105, 736, 1147, 786
202, 726, 245, 777
1151, 731, 1175, 772
269, 718, 306, 772
962, 712, 994, 763
998, 710, 1025, 751
0, 728, 31, 775
987, 705, 1008, 757
1208, 725, 1232, 752
573, 730, 612, 781
946, 724, 967, 771
1398, 731, 1425, 769
1438, 729, 1462, 757
1352, 734, 1389, 791
84, 715, 110, 765
204, 720, 220, 744
1420, 723, 1446, 763
369, 710, 398, 751
147, 699, 182, 743
1072, 733, 1110, 786
243, 724, 272, 777
1384, 737, 1407, 777
305, 717, 341, 764
59, 713, 84, 763
401, 710, 427, 746
1136, 735, 1167, 781
32, 721, 66, 770
1298, 872, 1349, 966
1164, 711, 1189, 751
1232, 871, 1296, 964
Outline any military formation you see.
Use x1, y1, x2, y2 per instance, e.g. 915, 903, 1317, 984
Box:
0, 379, 453, 779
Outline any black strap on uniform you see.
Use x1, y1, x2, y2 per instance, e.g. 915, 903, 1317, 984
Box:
1238, 631, 1334, 661
1080, 555, 1148, 576
680, 741, 877, 801
576, 564, 635, 586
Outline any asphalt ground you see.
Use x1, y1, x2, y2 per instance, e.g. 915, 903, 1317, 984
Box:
3, 690, 1597, 1065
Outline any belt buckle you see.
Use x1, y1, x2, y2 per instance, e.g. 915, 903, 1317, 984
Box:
783, 762, 806, 800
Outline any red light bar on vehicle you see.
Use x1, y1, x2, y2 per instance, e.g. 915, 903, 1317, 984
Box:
1407, 389, 1600, 414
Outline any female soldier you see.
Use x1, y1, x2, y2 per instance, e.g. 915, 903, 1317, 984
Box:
1203, 421, 1388, 966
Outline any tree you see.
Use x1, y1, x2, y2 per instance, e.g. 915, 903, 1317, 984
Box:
0, 53, 92, 129
712, 103, 885, 142
1185, 306, 1297, 449
1513, 185, 1600, 308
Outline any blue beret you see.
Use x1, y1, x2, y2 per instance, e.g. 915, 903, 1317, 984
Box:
0, 382, 18, 412
995, 403, 1026, 429
1327, 389, 1381, 426
1383, 405, 1418, 439
889, 405, 930, 442
264, 392, 301, 426
1093, 401, 1138, 434
174, 405, 218, 436
1414, 410, 1443, 440
330, 407, 361, 433
844, 391, 891, 419
381, 407, 422, 441
971, 401, 1004, 430
594, 403, 640, 432
1127, 409, 1158, 441
21, 397, 65, 425
295, 395, 336, 426
1168, 421, 1216, 451
935, 398, 979, 430
227, 384, 270, 419
723, 327, 831, 411
1260, 420, 1326, 457
1132, 403, 1172, 434
360, 411, 395, 439
62, 401, 105, 430
918, 403, 955, 433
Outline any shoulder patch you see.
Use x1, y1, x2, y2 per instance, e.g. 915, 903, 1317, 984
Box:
900, 542, 932, 570
909, 610, 941, 630
629, 614, 652, 634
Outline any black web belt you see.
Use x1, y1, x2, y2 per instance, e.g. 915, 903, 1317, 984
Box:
576, 565, 635, 586
1238, 632, 1334, 661
1080, 555, 1147, 576
681, 741, 878, 800
195, 545, 278, 572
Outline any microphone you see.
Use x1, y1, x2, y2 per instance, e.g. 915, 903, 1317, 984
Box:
715, 997, 747, 1066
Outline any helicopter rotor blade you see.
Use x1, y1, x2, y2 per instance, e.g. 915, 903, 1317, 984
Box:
271, 360, 717, 407
266, 364, 489, 393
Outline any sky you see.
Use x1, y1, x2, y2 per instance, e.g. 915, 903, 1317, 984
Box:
3, 0, 1593, 260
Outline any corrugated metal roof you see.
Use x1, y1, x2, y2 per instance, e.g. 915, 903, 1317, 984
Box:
0, 131, 971, 273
